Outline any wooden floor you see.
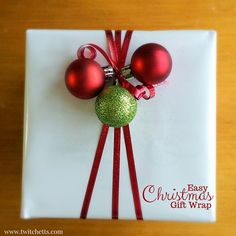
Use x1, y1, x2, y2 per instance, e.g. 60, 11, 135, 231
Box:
0, 0, 236, 235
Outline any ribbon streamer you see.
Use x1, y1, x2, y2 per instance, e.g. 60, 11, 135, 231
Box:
80, 30, 145, 220
123, 125, 143, 219
80, 124, 109, 219
112, 128, 121, 219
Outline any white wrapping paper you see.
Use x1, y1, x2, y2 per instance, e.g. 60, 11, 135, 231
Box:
21, 30, 216, 221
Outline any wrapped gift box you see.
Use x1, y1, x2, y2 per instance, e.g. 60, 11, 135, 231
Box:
21, 30, 216, 221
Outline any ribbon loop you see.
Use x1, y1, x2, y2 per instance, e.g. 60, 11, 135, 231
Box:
136, 85, 156, 100
77, 45, 97, 60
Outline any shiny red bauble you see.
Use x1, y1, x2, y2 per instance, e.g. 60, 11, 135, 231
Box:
131, 43, 172, 85
65, 58, 105, 99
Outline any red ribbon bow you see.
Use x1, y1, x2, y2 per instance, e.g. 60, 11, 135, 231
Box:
80, 30, 154, 220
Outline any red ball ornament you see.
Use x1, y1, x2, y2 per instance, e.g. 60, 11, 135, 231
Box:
65, 58, 105, 99
131, 43, 172, 85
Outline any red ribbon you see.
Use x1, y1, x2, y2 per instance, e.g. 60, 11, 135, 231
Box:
80, 30, 146, 220
80, 124, 109, 218
123, 125, 143, 219
77, 31, 155, 100
112, 128, 121, 219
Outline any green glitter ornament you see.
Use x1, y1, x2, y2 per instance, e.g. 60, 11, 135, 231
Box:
95, 85, 137, 127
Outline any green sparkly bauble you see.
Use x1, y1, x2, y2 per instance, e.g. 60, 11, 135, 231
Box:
95, 86, 137, 127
